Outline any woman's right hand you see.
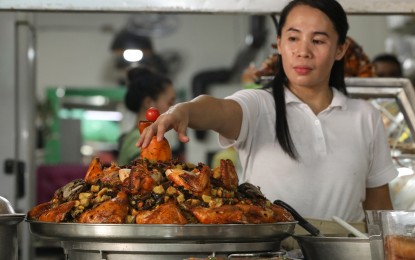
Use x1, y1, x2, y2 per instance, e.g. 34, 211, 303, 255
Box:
136, 103, 191, 148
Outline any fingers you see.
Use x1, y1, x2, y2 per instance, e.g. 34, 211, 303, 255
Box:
156, 123, 168, 142
177, 124, 190, 143
136, 111, 190, 148
136, 126, 155, 148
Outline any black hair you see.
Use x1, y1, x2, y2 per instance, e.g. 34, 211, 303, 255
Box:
269, 0, 349, 160
372, 53, 403, 77
124, 66, 172, 113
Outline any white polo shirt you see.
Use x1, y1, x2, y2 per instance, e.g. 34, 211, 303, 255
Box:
219, 87, 398, 222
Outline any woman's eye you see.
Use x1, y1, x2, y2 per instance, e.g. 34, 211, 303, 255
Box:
313, 39, 324, 44
288, 36, 297, 42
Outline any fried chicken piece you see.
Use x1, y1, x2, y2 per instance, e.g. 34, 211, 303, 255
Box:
77, 191, 128, 224
38, 201, 76, 223
235, 203, 279, 224
27, 201, 57, 220
122, 164, 157, 195
139, 121, 172, 162
135, 202, 188, 224
191, 205, 247, 224
141, 137, 172, 162
165, 164, 211, 194
219, 159, 239, 191
84, 157, 104, 185
99, 162, 121, 187
270, 203, 295, 222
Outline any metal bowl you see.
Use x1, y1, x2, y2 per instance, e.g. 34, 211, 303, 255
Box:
293, 234, 371, 260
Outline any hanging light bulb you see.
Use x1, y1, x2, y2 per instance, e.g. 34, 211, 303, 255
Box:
123, 49, 144, 62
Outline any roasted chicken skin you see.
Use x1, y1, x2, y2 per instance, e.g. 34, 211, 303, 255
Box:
135, 202, 188, 224
218, 159, 239, 190
27, 201, 56, 220
77, 191, 129, 224
191, 205, 247, 224
165, 164, 211, 194
84, 157, 104, 185
190, 203, 291, 224
140, 137, 172, 162
38, 201, 76, 223
99, 162, 121, 187
122, 163, 158, 195
139, 120, 172, 162
270, 204, 296, 222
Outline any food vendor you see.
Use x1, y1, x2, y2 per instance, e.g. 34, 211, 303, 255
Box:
137, 0, 397, 228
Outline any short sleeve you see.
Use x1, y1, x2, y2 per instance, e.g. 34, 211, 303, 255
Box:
367, 112, 398, 187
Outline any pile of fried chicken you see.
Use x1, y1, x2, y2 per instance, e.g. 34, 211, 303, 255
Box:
27, 157, 294, 224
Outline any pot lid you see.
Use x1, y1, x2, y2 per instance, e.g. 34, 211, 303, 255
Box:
0, 214, 26, 225
0, 196, 25, 225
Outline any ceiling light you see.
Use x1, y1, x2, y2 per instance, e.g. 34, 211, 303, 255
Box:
123, 49, 143, 62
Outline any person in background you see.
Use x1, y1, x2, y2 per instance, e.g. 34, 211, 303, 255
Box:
138, 0, 397, 228
372, 53, 403, 78
118, 66, 176, 165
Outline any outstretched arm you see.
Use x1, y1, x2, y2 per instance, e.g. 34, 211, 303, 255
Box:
137, 95, 242, 148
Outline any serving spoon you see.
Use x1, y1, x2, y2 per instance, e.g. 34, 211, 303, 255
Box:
274, 199, 324, 237
332, 216, 369, 238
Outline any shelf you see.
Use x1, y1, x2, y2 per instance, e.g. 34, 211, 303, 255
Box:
1, 0, 414, 14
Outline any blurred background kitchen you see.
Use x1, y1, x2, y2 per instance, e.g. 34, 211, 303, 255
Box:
1, 1, 415, 259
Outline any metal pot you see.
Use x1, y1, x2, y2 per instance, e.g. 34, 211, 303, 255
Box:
293, 234, 371, 260
0, 196, 25, 260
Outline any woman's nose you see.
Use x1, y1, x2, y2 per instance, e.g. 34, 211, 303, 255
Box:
296, 41, 312, 58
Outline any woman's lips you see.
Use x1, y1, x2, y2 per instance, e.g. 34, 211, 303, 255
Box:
294, 66, 312, 75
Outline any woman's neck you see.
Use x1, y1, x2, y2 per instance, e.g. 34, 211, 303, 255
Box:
289, 85, 333, 115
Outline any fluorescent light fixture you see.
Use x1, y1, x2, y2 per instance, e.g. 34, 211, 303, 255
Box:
123, 49, 143, 62
84, 110, 123, 121
88, 96, 108, 106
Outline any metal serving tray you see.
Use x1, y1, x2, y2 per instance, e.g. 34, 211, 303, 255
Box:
27, 219, 297, 243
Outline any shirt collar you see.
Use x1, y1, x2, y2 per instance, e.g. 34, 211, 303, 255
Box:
284, 86, 348, 110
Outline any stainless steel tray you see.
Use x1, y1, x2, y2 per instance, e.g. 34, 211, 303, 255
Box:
26, 219, 296, 242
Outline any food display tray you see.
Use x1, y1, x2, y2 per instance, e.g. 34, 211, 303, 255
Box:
27, 219, 297, 243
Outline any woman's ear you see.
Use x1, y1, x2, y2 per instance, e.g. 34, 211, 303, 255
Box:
276, 36, 282, 53
335, 38, 350, 61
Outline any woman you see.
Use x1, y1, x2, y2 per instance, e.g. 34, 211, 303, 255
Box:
118, 66, 175, 165
137, 0, 397, 222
